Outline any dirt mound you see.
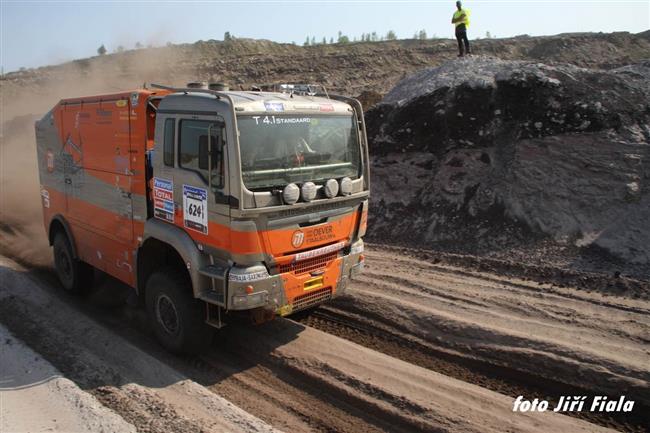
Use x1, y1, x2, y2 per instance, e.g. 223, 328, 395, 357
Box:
3, 31, 650, 113
1, 32, 649, 271
365, 57, 650, 276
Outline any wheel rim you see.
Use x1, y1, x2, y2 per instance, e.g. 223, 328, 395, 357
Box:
156, 294, 180, 336
55, 247, 72, 281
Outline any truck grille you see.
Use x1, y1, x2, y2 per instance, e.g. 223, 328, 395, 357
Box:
278, 250, 339, 275
292, 287, 332, 312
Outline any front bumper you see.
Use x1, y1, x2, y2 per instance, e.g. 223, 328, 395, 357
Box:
225, 240, 365, 314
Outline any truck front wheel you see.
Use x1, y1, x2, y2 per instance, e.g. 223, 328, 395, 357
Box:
52, 231, 93, 293
145, 270, 213, 354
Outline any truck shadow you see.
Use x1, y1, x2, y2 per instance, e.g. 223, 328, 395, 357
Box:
1, 264, 307, 396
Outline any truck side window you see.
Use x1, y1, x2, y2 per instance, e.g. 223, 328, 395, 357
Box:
163, 118, 175, 167
179, 119, 222, 185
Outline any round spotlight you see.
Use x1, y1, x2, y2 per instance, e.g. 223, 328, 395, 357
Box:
339, 177, 353, 195
301, 182, 317, 202
324, 179, 339, 198
282, 183, 300, 205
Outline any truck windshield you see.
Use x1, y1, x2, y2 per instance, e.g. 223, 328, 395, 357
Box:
238, 114, 361, 190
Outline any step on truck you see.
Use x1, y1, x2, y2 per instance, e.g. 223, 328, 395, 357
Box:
35, 83, 369, 353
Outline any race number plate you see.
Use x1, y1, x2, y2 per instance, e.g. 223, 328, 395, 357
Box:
183, 185, 208, 234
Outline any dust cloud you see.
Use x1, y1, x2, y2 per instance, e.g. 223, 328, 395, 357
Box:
0, 47, 189, 266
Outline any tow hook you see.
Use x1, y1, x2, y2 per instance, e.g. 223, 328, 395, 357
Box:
250, 307, 275, 325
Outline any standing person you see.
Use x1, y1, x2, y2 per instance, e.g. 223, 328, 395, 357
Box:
451, 1, 471, 57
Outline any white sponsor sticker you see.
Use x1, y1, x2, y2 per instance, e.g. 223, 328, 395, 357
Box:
40, 189, 50, 208
294, 241, 345, 262
228, 269, 270, 282
183, 184, 208, 234
46, 150, 54, 172
264, 102, 284, 111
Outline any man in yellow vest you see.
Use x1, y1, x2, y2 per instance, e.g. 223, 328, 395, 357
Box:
451, 1, 471, 57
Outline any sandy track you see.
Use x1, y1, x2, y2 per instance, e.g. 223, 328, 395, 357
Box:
0, 254, 619, 433
0, 324, 136, 433
306, 246, 649, 429
0, 256, 281, 433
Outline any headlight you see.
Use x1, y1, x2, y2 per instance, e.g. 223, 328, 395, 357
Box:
301, 182, 317, 202
232, 291, 269, 308
339, 177, 353, 195
351, 241, 364, 255
324, 178, 339, 198
283, 183, 300, 205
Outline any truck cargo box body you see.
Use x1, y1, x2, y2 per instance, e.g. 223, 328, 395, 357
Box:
35, 90, 165, 286
36, 87, 369, 319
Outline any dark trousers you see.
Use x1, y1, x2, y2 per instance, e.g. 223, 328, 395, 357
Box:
455, 24, 470, 55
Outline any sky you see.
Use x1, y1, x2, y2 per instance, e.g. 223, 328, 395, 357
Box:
1, 0, 649, 73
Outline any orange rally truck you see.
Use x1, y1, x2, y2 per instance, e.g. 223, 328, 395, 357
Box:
35, 83, 369, 353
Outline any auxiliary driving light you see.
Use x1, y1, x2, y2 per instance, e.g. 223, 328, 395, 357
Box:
339, 177, 353, 195
283, 183, 300, 205
324, 178, 339, 198
301, 182, 317, 202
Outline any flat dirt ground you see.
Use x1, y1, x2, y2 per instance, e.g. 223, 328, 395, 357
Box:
1, 243, 648, 433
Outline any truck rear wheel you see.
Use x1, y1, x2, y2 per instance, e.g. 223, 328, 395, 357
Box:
52, 231, 93, 293
145, 270, 213, 354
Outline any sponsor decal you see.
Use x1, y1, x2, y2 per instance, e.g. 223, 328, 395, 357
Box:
153, 177, 174, 222
130, 92, 139, 107
74, 112, 90, 128
291, 230, 305, 248
46, 150, 54, 172
264, 101, 284, 112
319, 103, 335, 112
40, 188, 50, 208
228, 269, 270, 282
513, 395, 635, 413
279, 201, 345, 218
96, 108, 113, 125
293, 104, 319, 110
295, 241, 345, 262
183, 184, 208, 234
251, 115, 311, 126
116, 259, 132, 272
304, 224, 336, 244
63, 134, 83, 168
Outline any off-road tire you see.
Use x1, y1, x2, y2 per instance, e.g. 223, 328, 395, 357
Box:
145, 270, 213, 354
52, 231, 93, 293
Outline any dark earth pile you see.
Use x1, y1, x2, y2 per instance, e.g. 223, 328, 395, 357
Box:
365, 57, 650, 277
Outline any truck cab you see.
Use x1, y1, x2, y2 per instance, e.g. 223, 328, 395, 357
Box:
36, 84, 369, 353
